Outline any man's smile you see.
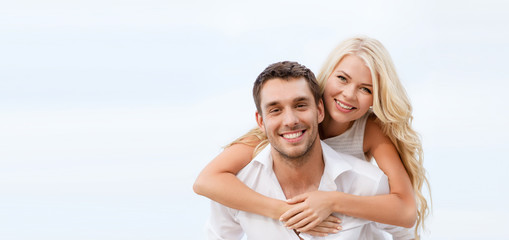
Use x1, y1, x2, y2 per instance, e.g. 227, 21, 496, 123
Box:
280, 130, 306, 142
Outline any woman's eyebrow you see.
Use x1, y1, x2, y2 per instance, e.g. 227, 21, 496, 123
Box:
337, 70, 352, 79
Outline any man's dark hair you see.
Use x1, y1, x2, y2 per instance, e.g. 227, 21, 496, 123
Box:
253, 61, 320, 114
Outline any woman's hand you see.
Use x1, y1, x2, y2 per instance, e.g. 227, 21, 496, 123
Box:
280, 191, 339, 232
300, 215, 342, 237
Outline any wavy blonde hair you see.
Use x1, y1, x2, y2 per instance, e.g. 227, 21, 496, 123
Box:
229, 36, 431, 238
316, 36, 430, 238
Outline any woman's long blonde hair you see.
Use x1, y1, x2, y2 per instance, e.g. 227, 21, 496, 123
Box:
229, 36, 431, 238
316, 36, 430, 238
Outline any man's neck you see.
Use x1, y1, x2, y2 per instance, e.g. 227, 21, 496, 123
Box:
271, 140, 324, 199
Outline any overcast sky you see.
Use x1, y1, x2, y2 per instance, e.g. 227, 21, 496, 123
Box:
1, 0, 508, 239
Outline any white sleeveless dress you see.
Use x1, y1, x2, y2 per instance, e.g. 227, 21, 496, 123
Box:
323, 112, 371, 161
323, 112, 415, 239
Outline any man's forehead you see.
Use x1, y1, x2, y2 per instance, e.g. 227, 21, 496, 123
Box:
259, 77, 313, 105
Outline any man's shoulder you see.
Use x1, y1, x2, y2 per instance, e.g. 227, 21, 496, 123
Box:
322, 141, 389, 196
343, 155, 386, 181
321, 141, 386, 182
236, 145, 271, 183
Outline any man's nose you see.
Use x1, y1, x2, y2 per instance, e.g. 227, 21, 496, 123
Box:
282, 109, 299, 127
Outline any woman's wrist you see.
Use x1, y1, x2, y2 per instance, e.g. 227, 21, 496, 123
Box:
268, 199, 291, 220
330, 191, 345, 213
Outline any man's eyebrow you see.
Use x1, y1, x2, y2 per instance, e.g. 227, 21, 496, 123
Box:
264, 101, 280, 109
294, 96, 312, 102
263, 96, 311, 109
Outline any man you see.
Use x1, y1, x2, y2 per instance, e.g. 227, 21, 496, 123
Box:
207, 61, 410, 240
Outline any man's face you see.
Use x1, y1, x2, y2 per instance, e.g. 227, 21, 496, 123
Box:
256, 77, 324, 161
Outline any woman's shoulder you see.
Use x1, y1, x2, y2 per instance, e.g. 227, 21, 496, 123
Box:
363, 113, 387, 151
365, 112, 383, 132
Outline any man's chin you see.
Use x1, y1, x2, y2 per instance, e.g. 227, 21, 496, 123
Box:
278, 148, 309, 160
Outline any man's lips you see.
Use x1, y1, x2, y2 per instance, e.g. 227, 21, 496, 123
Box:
280, 130, 306, 142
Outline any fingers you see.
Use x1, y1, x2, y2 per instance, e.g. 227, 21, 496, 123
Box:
323, 215, 342, 224
279, 204, 306, 222
299, 217, 342, 237
284, 211, 313, 229
286, 193, 308, 204
296, 218, 321, 232
297, 215, 342, 234
314, 218, 342, 230
300, 222, 342, 237
304, 225, 341, 234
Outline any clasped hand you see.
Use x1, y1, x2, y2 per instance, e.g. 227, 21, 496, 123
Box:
280, 191, 342, 237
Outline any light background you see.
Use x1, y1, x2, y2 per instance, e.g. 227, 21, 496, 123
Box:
1, 0, 508, 239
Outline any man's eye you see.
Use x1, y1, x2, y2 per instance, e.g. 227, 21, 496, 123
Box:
269, 108, 280, 113
296, 104, 307, 108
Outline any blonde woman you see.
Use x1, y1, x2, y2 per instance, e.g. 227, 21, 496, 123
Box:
194, 36, 430, 238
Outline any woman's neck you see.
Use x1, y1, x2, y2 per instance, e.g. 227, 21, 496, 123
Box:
319, 112, 355, 140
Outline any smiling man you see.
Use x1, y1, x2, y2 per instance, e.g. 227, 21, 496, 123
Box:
207, 61, 405, 240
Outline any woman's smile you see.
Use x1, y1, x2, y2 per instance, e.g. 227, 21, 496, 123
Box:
335, 99, 356, 111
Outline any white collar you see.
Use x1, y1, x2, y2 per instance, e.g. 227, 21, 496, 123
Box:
319, 141, 353, 190
252, 141, 353, 187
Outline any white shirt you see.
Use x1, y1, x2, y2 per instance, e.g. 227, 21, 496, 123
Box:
207, 141, 412, 240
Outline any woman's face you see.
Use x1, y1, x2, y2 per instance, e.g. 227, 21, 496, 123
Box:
323, 54, 374, 125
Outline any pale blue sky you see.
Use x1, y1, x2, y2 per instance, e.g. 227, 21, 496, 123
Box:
1, 0, 508, 239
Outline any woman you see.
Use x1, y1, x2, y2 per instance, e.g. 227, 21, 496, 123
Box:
194, 36, 430, 238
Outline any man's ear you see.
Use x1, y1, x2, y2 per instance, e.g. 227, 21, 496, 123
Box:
317, 99, 325, 124
255, 111, 265, 133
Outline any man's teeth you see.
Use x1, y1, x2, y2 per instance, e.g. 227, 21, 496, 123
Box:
283, 132, 303, 139
336, 100, 353, 110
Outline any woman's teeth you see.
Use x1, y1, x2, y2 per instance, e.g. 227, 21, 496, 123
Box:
283, 132, 302, 139
336, 100, 353, 110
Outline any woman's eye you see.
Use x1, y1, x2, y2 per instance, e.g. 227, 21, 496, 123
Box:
337, 75, 347, 82
361, 87, 372, 94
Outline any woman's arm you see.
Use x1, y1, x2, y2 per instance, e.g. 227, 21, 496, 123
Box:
281, 117, 416, 231
352, 116, 417, 226
193, 141, 290, 219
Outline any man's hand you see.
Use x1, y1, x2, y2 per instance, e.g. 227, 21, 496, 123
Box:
280, 191, 341, 233
300, 215, 342, 237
